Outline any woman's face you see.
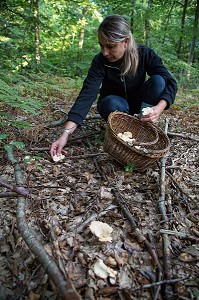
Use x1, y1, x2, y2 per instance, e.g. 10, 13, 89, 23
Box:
98, 32, 129, 62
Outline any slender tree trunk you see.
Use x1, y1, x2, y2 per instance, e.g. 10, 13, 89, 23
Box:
145, 0, 151, 47
177, 0, 188, 57
78, 8, 86, 49
130, 0, 136, 33
162, 1, 176, 44
33, 0, 40, 64
187, 0, 199, 80
187, 0, 199, 65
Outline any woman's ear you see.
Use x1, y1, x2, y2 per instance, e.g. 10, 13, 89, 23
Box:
124, 37, 129, 48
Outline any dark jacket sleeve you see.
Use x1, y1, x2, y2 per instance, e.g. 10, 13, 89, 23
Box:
144, 46, 177, 108
67, 54, 105, 125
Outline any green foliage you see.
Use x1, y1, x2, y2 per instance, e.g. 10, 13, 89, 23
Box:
124, 162, 135, 172
0, 72, 45, 129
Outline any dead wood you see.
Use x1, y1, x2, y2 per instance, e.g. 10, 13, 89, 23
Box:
167, 131, 199, 142
0, 178, 31, 198
158, 119, 173, 299
159, 229, 199, 241
6, 147, 82, 300
165, 170, 198, 209
132, 275, 190, 292
112, 188, 162, 272
85, 137, 108, 181
0, 191, 18, 198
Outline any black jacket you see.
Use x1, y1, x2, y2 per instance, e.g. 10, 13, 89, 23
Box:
67, 44, 177, 125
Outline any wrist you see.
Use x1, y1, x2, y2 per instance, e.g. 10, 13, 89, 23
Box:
63, 128, 72, 135
157, 99, 167, 111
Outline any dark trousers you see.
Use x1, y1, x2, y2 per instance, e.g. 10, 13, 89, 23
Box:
97, 75, 166, 121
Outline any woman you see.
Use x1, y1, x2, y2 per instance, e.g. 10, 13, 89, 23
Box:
50, 14, 177, 158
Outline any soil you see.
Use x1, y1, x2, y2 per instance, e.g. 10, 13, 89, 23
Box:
0, 101, 198, 300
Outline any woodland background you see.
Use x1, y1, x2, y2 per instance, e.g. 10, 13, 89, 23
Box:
0, 1, 199, 300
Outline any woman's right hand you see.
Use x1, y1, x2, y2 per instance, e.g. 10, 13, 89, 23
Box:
50, 133, 68, 158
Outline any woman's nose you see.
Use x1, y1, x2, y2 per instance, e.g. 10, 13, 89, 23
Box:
102, 47, 109, 57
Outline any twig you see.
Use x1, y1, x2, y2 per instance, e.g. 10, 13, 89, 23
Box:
160, 229, 199, 241
85, 138, 108, 181
132, 275, 190, 292
166, 170, 196, 208
70, 204, 117, 234
112, 188, 162, 272
6, 147, 82, 300
167, 131, 199, 142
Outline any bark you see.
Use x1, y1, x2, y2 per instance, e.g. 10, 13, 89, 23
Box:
78, 8, 86, 49
162, 1, 176, 44
130, 0, 136, 33
187, 0, 199, 65
33, 0, 40, 64
177, 0, 188, 57
145, 0, 151, 47
6, 147, 81, 300
158, 119, 173, 300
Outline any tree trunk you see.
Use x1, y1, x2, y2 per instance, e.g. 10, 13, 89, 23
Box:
78, 8, 86, 49
187, 0, 199, 65
145, 0, 151, 47
130, 0, 136, 33
177, 0, 188, 57
33, 0, 40, 64
162, 1, 176, 44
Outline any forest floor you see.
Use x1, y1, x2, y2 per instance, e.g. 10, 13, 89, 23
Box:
0, 89, 198, 300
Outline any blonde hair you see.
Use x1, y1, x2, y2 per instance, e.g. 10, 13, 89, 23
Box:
98, 14, 139, 76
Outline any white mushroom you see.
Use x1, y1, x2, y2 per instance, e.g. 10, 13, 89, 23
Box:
93, 259, 117, 280
142, 107, 153, 116
117, 131, 136, 145
52, 154, 65, 162
89, 221, 113, 242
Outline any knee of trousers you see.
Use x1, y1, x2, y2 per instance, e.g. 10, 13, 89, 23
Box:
149, 75, 166, 92
98, 95, 129, 112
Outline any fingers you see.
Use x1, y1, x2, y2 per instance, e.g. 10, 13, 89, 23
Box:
50, 143, 58, 158
141, 108, 160, 123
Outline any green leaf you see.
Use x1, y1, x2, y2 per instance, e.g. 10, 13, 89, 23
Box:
9, 141, 25, 149
0, 134, 7, 140
4, 145, 12, 153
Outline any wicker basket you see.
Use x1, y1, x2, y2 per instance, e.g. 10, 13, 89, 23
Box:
103, 112, 170, 170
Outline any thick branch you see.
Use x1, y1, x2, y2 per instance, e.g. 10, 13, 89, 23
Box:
6, 147, 81, 300
0, 178, 31, 198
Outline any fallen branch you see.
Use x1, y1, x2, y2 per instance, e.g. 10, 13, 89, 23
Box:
168, 131, 199, 142
165, 170, 197, 209
112, 188, 162, 272
0, 178, 31, 198
160, 229, 199, 241
6, 147, 82, 300
158, 119, 172, 299
132, 275, 190, 292
0, 191, 18, 198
